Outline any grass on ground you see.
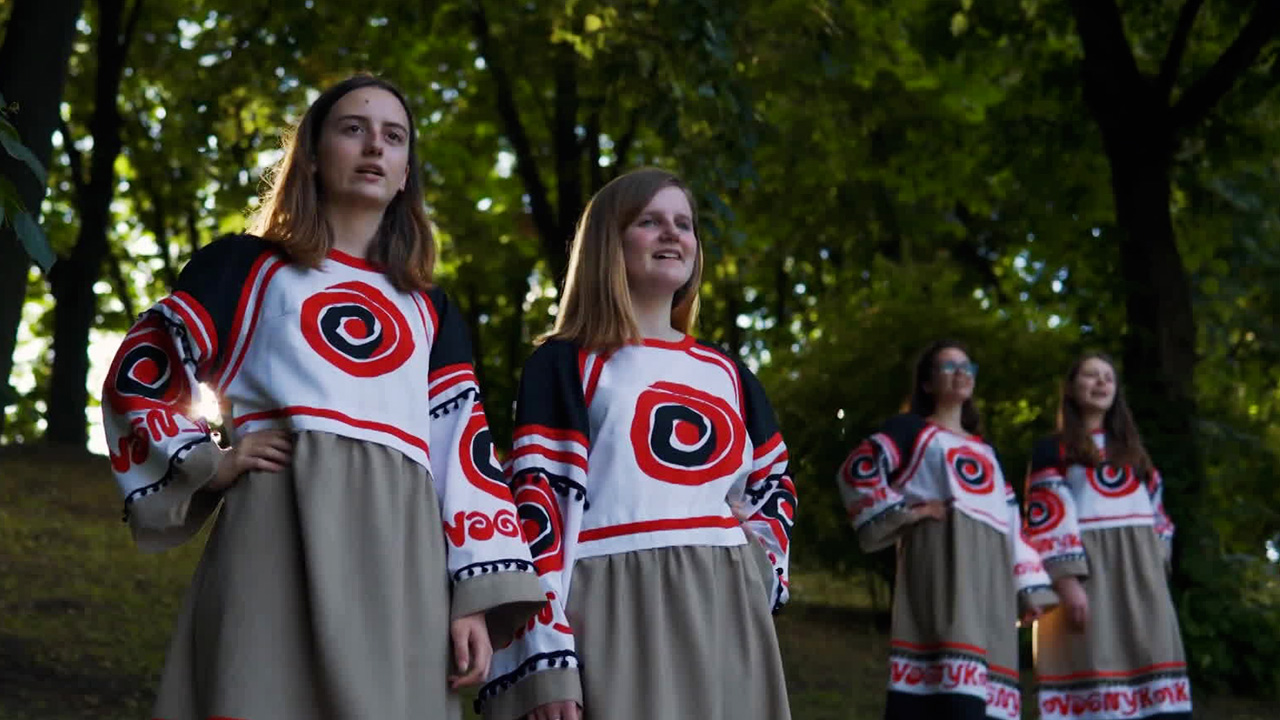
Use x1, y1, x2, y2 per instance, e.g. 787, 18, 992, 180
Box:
0, 446, 1275, 719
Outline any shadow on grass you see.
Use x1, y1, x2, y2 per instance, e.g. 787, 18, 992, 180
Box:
0, 633, 151, 720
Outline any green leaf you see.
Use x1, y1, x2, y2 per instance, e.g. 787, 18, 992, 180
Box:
0, 116, 47, 185
13, 211, 55, 272
0, 171, 19, 218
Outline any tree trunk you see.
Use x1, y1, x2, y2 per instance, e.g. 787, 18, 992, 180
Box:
45, 0, 135, 445
497, 264, 534, 443
1070, 0, 1223, 593
0, 0, 84, 431
773, 258, 789, 348
46, 256, 102, 445
723, 264, 743, 356
1107, 132, 1205, 591
471, 3, 567, 283
552, 42, 583, 281
144, 174, 178, 287
187, 208, 201, 251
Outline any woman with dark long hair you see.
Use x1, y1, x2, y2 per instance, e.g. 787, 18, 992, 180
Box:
1024, 353, 1190, 718
837, 340, 1055, 720
100, 74, 544, 719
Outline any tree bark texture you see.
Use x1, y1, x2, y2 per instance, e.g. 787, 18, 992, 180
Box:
0, 0, 84, 430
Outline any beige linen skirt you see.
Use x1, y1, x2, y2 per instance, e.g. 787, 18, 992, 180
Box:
565, 543, 791, 720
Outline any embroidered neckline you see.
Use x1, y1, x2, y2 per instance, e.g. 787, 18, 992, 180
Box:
639, 333, 695, 350
927, 421, 983, 443
325, 249, 381, 271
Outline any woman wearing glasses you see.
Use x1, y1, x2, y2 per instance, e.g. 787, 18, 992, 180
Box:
837, 340, 1056, 720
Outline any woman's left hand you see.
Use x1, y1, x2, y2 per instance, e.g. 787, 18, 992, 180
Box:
447, 611, 492, 689
730, 499, 761, 542
1019, 603, 1044, 627
908, 499, 948, 522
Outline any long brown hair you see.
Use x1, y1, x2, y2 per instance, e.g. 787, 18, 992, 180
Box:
908, 339, 982, 435
248, 73, 435, 292
1058, 352, 1153, 475
546, 167, 703, 351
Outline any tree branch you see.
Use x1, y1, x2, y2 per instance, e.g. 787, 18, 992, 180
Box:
723, 259, 743, 356
585, 105, 603, 193
120, 0, 145, 56
187, 208, 201, 251
471, 1, 558, 250
1211, 42, 1280, 114
105, 248, 137, 319
1068, 0, 1144, 108
1158, 0, 1205, 98
611, 104, 643, 176
58, 117, 87, 200
773, 258, 788, 335
1171, 2, 1280, 130
553, 42, 582, 260
135, 149, 178, 287
86, 0, 127, 197
950, 203, 1010, 305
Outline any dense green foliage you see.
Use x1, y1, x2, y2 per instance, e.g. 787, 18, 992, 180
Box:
2, 0, 1278, 698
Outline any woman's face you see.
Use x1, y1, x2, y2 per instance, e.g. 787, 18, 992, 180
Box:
925, 346, 976, 405
315, 86, 411, 211
621, 186, 698, 303
1072, 357, 1116, 415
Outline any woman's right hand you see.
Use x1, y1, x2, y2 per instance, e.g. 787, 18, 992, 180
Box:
527, 700, 581, 720
1054, 576, 1089, 633
206, 429, 293, 491
908, 499, 947, 522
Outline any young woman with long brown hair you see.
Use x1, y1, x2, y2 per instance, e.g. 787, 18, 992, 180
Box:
477, 167, 795, 720
101, 74, 544, 719
837, 340, 1056, 720
1024, 353, 1190, 719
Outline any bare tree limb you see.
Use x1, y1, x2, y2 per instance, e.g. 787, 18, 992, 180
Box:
120, 0, 145, 56
58, 118, 87, 200
611, 104, 643, 175
187, 208, 201, 252
471, 1, 558, 250
104, 248, 137, 319
585, 106, 603, 193
552, 42, 582, 261
1158, 0, 1205, 98
1171, 2, 1280, 130
1068, 0, 1144, 108
950, 203, 1009, 305
134, 140, 178, 287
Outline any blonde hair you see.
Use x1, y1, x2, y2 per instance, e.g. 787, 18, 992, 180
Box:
546, 168, 703, 351
248, 73, 435, 292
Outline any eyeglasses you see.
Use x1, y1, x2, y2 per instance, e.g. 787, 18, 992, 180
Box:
938, 360, 978, 377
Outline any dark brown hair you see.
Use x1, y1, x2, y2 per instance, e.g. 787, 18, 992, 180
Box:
1058, 352, 1153, 475
248, 73, 435, 292
908, 339, 982, 435
546, 167, 703, 351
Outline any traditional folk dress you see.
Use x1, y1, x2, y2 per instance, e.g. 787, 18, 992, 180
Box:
1024, 432, 1191, 719
102, 234, 545, 720
838, 413, 1056, 720
477, 336, 795, 720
